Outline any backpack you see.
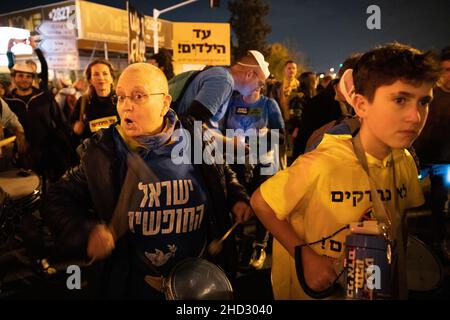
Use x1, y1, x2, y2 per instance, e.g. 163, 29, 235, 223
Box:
168, 67, 213, 112
305, 116, 360, 152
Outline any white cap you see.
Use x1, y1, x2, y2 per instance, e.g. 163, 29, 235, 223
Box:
12, 61, 36, 74
248, 50, 270, 79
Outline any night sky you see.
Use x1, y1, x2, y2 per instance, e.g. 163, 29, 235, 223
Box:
1, 0, 449, 72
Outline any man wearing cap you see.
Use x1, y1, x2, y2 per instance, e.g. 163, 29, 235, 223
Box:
7, 37, 48, 91
175, 50, 270, 130
3, 61, 75, 182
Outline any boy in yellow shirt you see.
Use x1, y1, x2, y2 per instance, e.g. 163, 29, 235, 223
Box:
250, 43, 441, 300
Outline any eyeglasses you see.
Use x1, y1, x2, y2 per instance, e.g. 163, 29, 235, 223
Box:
114, 92, 165, 105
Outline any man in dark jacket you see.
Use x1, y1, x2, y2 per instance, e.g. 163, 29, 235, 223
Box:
4, 62, 75, 182
44, 63, 252, 299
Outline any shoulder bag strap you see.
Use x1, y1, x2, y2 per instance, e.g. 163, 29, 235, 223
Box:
352, 133, 407, 299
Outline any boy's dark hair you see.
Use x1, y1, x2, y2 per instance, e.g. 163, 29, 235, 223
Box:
338, 53, 362, 78
353, 43, 441, 103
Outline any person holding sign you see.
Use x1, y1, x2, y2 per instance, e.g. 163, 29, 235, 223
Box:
7, 37, 48, 91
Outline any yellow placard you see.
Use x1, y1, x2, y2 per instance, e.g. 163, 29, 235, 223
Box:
89, 116, 118, 133
172, 22, 230, 66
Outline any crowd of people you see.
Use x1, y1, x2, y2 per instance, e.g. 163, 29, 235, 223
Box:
0, 38, 449, 300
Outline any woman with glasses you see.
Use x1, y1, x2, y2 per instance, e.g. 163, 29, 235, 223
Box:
44, 63, 253, 299
71, 59, 118, 144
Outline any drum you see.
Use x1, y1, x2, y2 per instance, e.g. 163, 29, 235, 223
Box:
163, 258, 233, 300
407, 235, 444, 292
0, 169, 41, 215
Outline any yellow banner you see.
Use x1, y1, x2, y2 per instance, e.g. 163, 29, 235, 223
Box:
77, 1, 172, 48
173, 22, 230, 66
77, 1, 128, 43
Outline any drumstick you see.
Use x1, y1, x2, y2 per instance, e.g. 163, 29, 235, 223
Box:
0, 136, 16, 148
79, 95, 86, 122
207, 221, 239, 256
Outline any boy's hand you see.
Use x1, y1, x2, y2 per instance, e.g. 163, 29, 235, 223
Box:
301, 246, 337, 292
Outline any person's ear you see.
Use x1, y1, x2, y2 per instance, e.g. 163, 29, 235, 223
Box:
161, 94, 172, 116
244, 69, 254, 81
352, 93, 368, 118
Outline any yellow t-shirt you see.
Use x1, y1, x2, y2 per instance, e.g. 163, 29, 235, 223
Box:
282, 78, 300, 98
260, 134, 424, 300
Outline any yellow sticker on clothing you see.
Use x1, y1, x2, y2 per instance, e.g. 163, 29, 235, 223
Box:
89, 116, 118, 133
